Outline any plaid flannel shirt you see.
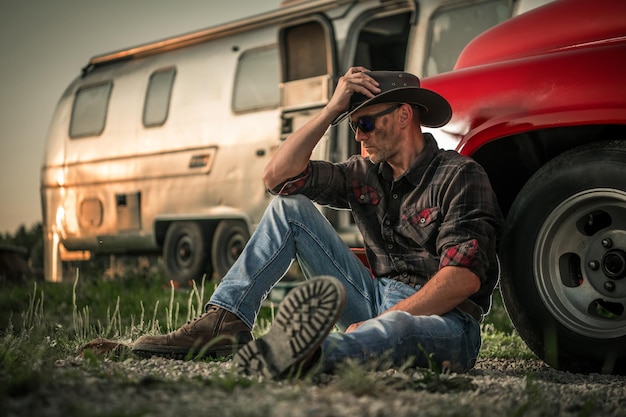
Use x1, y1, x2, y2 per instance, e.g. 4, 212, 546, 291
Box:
271, 134, 503, 311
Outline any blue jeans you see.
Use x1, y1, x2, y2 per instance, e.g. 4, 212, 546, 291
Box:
209, 195, 482, 373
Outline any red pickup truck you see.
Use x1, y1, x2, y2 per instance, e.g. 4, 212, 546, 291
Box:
422, 0, 626, 374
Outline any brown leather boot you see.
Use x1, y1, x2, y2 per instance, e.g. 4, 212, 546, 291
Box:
132, 305, 253, 359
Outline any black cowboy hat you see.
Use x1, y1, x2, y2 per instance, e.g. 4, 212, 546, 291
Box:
332, 71, 452, 128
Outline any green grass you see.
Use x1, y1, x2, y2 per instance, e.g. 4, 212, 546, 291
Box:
0, 272, 527, 345
0, 268, 212, 399
480, 288, 535, 360
1, 273, 208, 342
0, 268, 533, 400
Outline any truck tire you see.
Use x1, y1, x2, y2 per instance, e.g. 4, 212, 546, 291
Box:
500, 140, 626, 375
163, 221, 210, 284
211, 220, 250, 280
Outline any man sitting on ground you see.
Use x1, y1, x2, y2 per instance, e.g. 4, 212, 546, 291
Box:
132, 67, 503, 379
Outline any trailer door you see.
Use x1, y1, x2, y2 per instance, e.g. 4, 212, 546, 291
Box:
278, 5, 414, 245
278, 15, 336, 162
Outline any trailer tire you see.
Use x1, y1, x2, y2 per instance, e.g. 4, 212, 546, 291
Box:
163, 221, 210, 285
211, 220, 250, 280
500, 140, 626, 375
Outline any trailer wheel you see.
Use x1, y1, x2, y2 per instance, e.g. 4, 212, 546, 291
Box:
500, 140, 626, 374
163, 221, 210, 284
211, 220, 250, 280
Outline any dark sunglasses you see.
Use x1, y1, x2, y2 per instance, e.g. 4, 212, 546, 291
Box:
348, 104, 402, 134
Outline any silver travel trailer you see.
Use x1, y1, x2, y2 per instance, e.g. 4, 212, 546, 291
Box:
41, 0, 548, 283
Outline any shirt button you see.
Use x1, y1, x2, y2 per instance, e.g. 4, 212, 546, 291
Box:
385, 220, 391, 226
419, 218, 426, 224
387, 244, 393, 249
392, 194, 399, 199
360, 195, 366, 200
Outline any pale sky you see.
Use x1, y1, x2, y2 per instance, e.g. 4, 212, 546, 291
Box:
0, 0, 280, 235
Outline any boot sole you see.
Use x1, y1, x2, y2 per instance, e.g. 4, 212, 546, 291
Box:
132, 343, 248, 360
234, 275, 346, 379
132, 344, 245, 360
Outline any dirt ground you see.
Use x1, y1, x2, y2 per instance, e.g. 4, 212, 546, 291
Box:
4, 355, 626, 417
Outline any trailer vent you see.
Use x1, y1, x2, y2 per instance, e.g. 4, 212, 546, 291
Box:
116, 192, 142, 231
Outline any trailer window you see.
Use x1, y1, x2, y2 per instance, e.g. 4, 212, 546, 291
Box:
233, 46, 280, 113
69, 82, 112, 138
283, 22, 329, 81
424, 0, 510, 76
144, 67, 176, 127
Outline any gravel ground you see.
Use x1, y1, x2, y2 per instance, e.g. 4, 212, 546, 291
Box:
4, 354, 626, 417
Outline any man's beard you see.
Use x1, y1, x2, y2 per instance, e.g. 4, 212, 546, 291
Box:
367, 129, 394, 164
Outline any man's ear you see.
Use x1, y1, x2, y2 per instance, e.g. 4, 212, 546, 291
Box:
398, 104, 413, 127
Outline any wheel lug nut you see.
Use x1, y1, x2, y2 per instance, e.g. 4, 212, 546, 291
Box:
589, 260, 600, 270
604, 281, 616, 292
602, 238, 613, 249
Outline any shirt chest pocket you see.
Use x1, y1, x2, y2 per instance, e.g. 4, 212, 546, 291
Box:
352, 182, 381, 206
400, 206, 441, 247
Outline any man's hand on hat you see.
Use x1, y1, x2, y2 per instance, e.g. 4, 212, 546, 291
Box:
329, 67, 381, 116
